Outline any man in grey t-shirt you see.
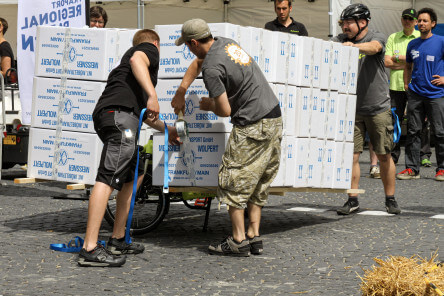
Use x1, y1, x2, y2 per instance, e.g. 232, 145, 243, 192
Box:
172, 19, 282, 257
333, 4, 400, 215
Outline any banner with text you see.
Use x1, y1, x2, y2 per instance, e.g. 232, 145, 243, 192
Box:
17, 0, 86, 124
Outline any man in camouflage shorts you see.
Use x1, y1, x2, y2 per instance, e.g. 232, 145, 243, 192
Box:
172, 19, 282, 257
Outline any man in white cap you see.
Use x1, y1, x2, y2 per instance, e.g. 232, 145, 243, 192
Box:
172, 19, 282, 257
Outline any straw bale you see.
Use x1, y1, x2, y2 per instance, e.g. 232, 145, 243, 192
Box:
359, 252, 444, 296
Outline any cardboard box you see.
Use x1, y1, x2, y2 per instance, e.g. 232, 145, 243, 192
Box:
31, 77, 106, 133
338, 45, 350, 94
35, 26, 120, 81
348, 47, 359, 94
345, 94, 357, 142
156, 79, 232, 132
308, 88, 321, 138
307, 138, 324, 188
208, 23, 240, 43
333, 141, 353, 189
271, 136, 295, 187
294, 87, 311, 137
261, 30, 289, 83
288, 36, 313, 87
293, 137, 310, 187
319, 40, 332, 90
335, 94, 348, 141
329, 42, 342, 91
326, 91, 339, 140
27, 128, 102, 185
311, 38, 323, 88
152, 133, 229, 186
320, 140, 336, 188
272, 83, 296, 135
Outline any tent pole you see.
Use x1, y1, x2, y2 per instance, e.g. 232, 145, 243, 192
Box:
224, 1, 229, 22
138, 0, 144, 29
328, 0, 333, 38
86, 0, 90, 25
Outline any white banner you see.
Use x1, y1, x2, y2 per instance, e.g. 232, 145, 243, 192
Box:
17, 0, 86, 124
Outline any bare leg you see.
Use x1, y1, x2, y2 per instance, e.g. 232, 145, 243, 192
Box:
369, 142, 378, 167
377, 154, 396, 196
246, 202, 262, 238
348, 152, 361, 197
112, 174, 144, 239
83, 181, 114, 251
229, 206, 246, 243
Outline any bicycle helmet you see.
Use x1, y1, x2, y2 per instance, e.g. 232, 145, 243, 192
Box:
339, 3, 371, 41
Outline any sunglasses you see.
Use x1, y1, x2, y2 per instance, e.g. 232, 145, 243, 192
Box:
402, 16, 415, 21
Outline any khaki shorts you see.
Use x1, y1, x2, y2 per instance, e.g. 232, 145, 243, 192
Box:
218, 117, 283, 209
354, 109, 394, 155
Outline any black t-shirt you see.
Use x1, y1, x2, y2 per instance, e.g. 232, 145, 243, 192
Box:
0, 41, 15, 70
93, 42, 159, 118
264, 17, 308, 36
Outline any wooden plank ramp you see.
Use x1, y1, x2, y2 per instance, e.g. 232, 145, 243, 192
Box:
14, 177, 91, 190
169, 187, 365, 195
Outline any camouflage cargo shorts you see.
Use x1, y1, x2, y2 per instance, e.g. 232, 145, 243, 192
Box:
217, 117, 283, 209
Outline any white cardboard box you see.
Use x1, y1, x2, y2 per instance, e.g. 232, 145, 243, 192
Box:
348, 47, 359, 94
329, 42, 342, 91
307, 138, 324, 188
293, 137, 310, 187
261, 30, 289, 83
271, 136, 295, 187
294, 87, 311, 137
27, 128, 102, 185
338, 45, 350, 94
320, 140, 336, 188
333, 141, 353, 189
345, 94, 357, 142
156, 79, 232, 132
273, 83, 296, 136
319, 40, 332, 90
288, 36, 313, 87
335, 94, 348, 141
35, 26, 119, 81
152, 133, 229, 186
326, 91, 339, 140
31, 76, 106, 133
311, 38, 323, 88
308, 88, 321, 138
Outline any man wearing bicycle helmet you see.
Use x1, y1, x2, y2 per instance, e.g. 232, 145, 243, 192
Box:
333, 4, 400, 215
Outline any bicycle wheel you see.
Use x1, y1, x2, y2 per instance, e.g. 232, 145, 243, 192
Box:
104, 170, 170, 235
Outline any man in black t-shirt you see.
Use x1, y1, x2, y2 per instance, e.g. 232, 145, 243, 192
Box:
78, 29, 179, 267
264, 0, 308, 36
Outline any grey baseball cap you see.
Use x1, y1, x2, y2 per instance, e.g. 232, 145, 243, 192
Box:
175, 19, 212, 46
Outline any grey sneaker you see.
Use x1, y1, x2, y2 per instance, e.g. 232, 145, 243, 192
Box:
385, 199, 401, 215
247, 235, 263, 255
78, 244, 126, 267
208, 236, 250, 257
107, 237, 145, 255
337, 199, 360, 215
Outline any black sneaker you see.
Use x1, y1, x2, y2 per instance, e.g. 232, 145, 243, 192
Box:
107, 237, 145, 255
337, 199, 359, 215
247, 235, 263, 255
385, 199, 401, 215
208, 236, 250, 257
77, 244, 126, 267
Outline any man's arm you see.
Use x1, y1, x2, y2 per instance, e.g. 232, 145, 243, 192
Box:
403, 62, 413, 90
343, 40, 382, 55
384, 55, 405, 70
199, 91, 231, 117
171, 58, 204, 114
130, 50, 160, 121
144, 117, 180, 145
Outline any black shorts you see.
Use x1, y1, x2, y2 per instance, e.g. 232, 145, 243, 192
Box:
94, 109, 144, 191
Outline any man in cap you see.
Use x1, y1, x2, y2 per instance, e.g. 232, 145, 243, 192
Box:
385, 9, 433, 167
172, 19, 282, 257
333, 4, 400, 215
398, 7, 444, 181
265, 0, 308, 36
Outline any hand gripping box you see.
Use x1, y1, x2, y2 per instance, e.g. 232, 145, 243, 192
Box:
35, 26, 119, 81
31, 77, 106, 133
27, 128, 102, 185
156, 79, 232, 133
152, 133, 229, 186
271, 136, 296, 187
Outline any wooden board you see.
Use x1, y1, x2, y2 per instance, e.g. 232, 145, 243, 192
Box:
168, 187, 365, 195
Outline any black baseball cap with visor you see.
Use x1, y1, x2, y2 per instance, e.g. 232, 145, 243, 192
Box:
339, 3, 371, 41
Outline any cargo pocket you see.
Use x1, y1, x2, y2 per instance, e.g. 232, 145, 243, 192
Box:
386, 125, 395, 152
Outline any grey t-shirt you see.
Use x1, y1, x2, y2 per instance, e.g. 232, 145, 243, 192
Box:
201, 37, 279, 126
333, 30, 390, 115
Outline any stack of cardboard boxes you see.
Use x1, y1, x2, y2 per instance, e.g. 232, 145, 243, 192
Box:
28, 26, 137, 185
152, 24, 359, 189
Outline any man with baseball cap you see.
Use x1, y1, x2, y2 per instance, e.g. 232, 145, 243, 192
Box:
385, 9, 431, 167
172, 19, 282, 257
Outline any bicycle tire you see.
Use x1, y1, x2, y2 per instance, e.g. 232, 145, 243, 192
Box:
104, 169, 170, 235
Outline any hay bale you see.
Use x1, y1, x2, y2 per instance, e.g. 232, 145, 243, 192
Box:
359, 253, 443, 295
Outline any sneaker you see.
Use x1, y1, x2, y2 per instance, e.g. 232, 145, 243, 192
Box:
421, 159, 432, 167
435, 170, 444, 181
369, 165, 381, 179
385, 199, 401, 215
397, 168, 420, 180
107, 237, 145, 255
247, 235, 263, 255
337, 199, 360, 215
208, 236, 250, 257
78, 244, 126, 267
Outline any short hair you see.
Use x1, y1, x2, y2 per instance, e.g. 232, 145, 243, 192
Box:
133, 29, 160, 47
275, 0, 292, 7
0, 18, 8, 35
417, 7, 437, 28
90, 6, 108, 27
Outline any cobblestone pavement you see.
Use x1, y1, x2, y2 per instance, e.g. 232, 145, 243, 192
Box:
0, 149, 442, 295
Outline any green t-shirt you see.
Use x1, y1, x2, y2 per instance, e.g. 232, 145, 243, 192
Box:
386, 30, 420, 91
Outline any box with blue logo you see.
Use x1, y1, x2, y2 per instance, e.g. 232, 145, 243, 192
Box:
156, 79, 232, 132
270, 136, 296, 187
261, 30, 289, 83
294, 87, 313, 138
27, 127, 102, 185
35, 26, 122, 81
333, 141, 353, 189
31, 77, 106, 133
152, 133, 229, 186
